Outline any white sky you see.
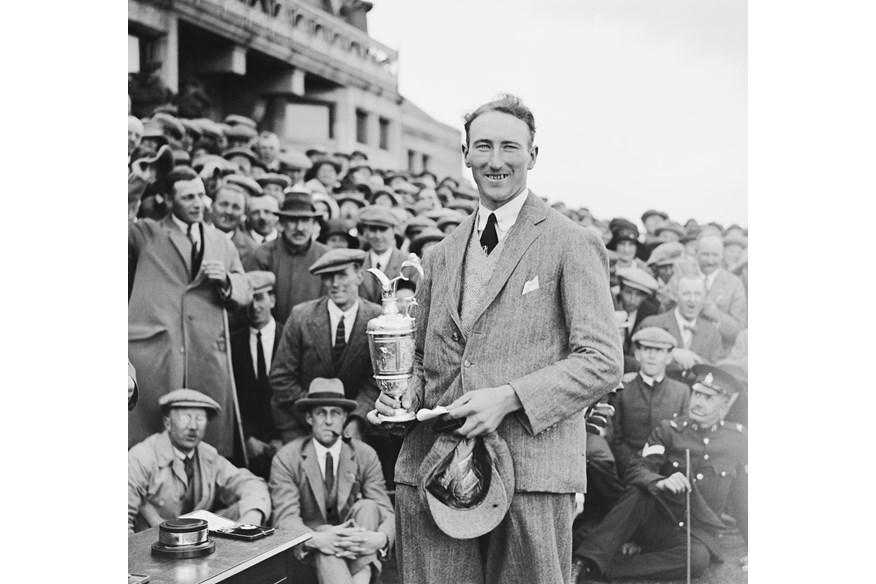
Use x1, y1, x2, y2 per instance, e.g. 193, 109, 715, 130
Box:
368, 0, 747, 227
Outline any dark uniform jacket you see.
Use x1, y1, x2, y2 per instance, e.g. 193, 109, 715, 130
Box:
624, 416, 747, 558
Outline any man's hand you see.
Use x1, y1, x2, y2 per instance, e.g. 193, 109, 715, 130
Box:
334, 530, 387, 559
656, 471, 691, 495
620, 542, 642, 556
246, 436, 274, 460
671, 348, 704, 370
201, 260, 229, 286
446, 384, 522, 439
585, 403, 614, 437
305, 520, 363, 556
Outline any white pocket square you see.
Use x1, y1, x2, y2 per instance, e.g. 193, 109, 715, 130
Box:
522, 275, 540, 295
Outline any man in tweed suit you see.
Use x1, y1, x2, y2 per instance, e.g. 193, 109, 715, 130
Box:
376, 95, 623, 583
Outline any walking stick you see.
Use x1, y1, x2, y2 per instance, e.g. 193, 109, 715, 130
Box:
686, 448, 692, 584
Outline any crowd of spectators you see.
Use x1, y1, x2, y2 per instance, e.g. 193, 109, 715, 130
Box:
127, 105, 748, 582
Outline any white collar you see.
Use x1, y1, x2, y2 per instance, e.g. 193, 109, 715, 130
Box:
699, 267, 719, 287
477, 187, 529, 233
171, 213, 199, 237
250, 317, 276, 337
251, 228, 278, 243
172, 446, 195, 461
639, 372, 665, 386
328, 298, 359, 321
674, 307, 697, 328
370, 247, 393, 269
312, 437, 343, 462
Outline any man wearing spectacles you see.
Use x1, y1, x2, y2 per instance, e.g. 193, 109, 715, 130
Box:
128, 389, 271, 533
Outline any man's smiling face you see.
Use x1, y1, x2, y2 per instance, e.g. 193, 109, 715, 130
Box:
463, 111, 538, 211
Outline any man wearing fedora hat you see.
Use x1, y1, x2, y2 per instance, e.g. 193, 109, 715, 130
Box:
243, 188, 329, 326
231, 272, 285, 479
128, 389, 270, 533
356, 204, 408, 304
269, 248, 383, 445
129, 176, 252, 458
572, 364, 746, 582
270, 378, 395, 584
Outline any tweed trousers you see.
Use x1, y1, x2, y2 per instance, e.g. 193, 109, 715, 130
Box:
395, 485, 575, 584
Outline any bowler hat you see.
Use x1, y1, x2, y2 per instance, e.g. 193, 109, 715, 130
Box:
295, 378, 358, 413
276, 190, 321, 218
159, 389, 221, 418
309, 248, 367, 276
417, 432, 515, 539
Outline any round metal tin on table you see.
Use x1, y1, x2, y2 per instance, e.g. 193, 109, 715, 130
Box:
151, 518, 215, 558
151, 539, 215, 558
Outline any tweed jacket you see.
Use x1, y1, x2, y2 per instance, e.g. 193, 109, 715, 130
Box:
704, 269, 747, 350
128, 216, 252, 457
269, 437, 395, 544
269, 297, 383, 442
637, 310, 726, 369
395, 192, 623, 493
358, 247, 407, 305
128, 431, 270, 533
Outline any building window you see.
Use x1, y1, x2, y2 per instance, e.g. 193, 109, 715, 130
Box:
356, 109, 368, 144
286, 102, 333, 143
379, 117, 390, 150
408, 150, 417, 172
422, 154, 431, 172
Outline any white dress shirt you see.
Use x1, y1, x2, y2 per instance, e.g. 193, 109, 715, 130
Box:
250, 318, 277, 374
250, 229, 278, 244
639, 372, 665, 387
674, 307, 697, 350
699, 268, 719, 293
370, 248, 394, 273
327, 299, 359, 345
476, 187, 529, 243
171, 214, 201, 248
312, 439, 343, 481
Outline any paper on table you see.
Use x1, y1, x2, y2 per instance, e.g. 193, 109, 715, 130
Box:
179, 509, 238, 531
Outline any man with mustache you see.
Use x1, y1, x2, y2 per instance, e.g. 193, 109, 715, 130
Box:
128, 389, 270, 533
243, 189, 329, 325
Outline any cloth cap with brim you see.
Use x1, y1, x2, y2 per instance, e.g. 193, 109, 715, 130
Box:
159, 389, 221, 418
357, 204, 399, 228
152, 113, 186, 141
371, 189, 401, 207
225, 174, 263, 198
194, 118, 223, 140
690, 364, 744, 397
222, 147, 259, 164
336, 193, 369, 209
631, 326, 677, 349
410, 227, 446, 256
256, 173, 293, 189
436, 211, 465, 231
276, 191, 321, 218
616, 267, 658, 294
417, 432, 515, 540
306, 147, 329, 158
142, 120, 169, 143
641, 209, 669, 222
723, 234, 748, 249
309, 248, 367, 276
317, 218, 359, 247
655, 220, 684, 238
180, 119, 203, 139
172, 149, 191, 166
224, 114, 258, 129
452, 186, 479, 201
246, 271, 276, 294
277, 150, 313, 170
225, 125, 258, 141
295, 378, 358, 413
446, 200, 477, 214
679, 226, 702, 244
312, 157, 343, 175
404, 215, 438, 238
348, 162, 373, 175
647, 241, 685, 266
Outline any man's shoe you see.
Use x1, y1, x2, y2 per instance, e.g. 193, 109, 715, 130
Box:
571, 557, 606, 583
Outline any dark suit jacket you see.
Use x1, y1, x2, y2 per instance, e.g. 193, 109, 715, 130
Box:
269, 437, 395, 544
231, 321, 284, 442
637, 310, 727, 368
396, 192, 623, 493
269, 297, 384, 443
358, 248, 406, 305
613, 294, 660, 356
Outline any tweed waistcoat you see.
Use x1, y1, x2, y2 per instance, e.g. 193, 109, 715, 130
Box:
458, 221, 513, 337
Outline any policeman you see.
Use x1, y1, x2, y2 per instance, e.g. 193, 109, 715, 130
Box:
572, 364, 746, 582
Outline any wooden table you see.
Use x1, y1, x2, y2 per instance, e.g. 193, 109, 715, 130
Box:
128, 528, 311, 584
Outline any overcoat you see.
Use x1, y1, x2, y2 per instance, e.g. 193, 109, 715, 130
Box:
129, 215, 252, 456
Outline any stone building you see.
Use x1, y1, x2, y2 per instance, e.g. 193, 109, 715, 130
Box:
129, 0, 462, 180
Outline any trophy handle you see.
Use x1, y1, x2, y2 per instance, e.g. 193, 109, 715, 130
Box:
404, 297, 418, 319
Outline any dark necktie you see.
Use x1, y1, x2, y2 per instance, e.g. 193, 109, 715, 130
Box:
324, 452, 337, 519
181, 454, 196, 514
186, 223, 200, 279
480, 212, 499, 255
256, 330, 267, 385
333, 316, 346, 363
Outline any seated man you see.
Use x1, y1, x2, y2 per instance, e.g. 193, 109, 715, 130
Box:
572, 365, 746, 582
128, 389, 271, 533
614, 267, 660, 357
638, 275, 725, 377
270, 378, 395, 584
611, 327, 691, 475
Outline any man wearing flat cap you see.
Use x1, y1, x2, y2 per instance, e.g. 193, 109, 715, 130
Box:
128, 389, 270, 533
256, 173, 292, 206
572, 364, 746, 582
223, 147, 259, 178
376, 95, 622, 583
231, 272, 285, 479
243, 190, 329, 325
356, 204, 407, 304
270, 378, 395, 584
614, 267, 660, 358
610, 327, 691, 475
269, 248, 383, 445
641, 209, 669, 247
646, 241, 687, 313
129, 176, 252, 458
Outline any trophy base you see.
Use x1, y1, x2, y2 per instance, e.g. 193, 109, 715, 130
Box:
375, 409, 416, 423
